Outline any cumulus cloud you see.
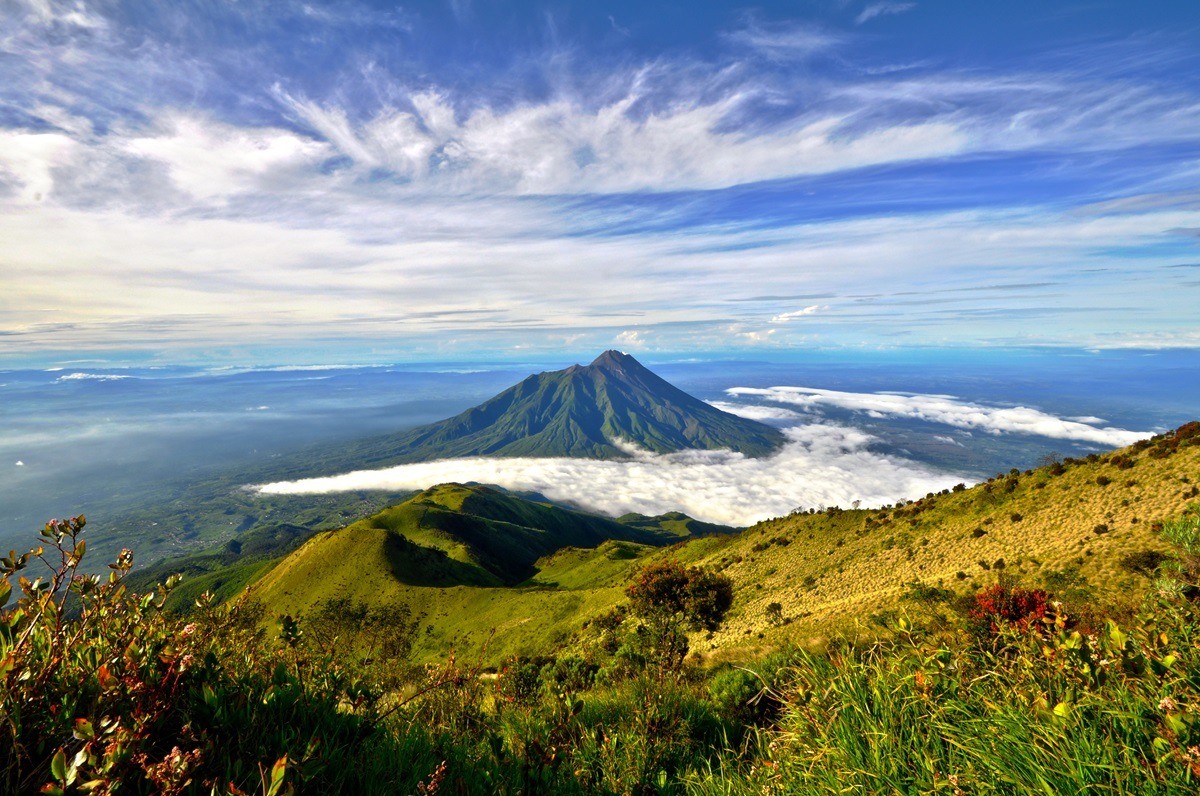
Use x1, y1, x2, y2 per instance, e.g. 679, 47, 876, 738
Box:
725, 386, 1152, 447
256, 424, 965, 526
614, 330, 648, 349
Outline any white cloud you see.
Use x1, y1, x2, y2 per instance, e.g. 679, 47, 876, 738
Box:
0, 130, 80, 202
16, 0, 106, 30
770, 304, 827, 323
726, 325, 779, 344
725, 19, 845, 59
707, 401, 804, 423
255, 424, 965, 526
725, 386, 1152, 447
55, 372, 132, 381
614, 330, 648, 349
2, 194, 1198, 354
856, 2, 917, 25
123, 114, 331, 200
277, 86, 969, 194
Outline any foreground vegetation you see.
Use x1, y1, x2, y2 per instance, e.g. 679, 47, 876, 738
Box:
4, 501, 1200, 794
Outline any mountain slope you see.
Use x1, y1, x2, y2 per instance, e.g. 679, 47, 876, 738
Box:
254, 482, 714, 591
250, 482, 728, 660
370, 350, 785, 461
246, 423, 1199, 665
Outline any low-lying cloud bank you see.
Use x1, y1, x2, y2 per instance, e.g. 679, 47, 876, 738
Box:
256, 424, 964, 527
56, 372, 133, 382
725, 386, 1152, 448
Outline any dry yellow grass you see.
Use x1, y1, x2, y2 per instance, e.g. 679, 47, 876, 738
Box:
672, 426, 1200, 654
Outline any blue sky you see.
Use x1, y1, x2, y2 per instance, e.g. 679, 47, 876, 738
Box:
2, 0, 1199, 365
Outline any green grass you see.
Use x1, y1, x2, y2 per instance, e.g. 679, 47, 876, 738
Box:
249, 484, 707, 662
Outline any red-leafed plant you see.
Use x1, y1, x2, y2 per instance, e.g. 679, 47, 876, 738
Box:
968, 582, 1052, 637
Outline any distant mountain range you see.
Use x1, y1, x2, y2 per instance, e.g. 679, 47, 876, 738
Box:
375, 350, 786, 461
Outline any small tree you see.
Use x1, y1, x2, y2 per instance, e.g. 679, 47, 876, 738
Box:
765, 602, 784, 626
625, 560, 733, 672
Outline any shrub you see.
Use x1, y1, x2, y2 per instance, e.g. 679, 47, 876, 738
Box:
1110, 454, 1136, 470
495, 656, 548, 706
899, 580, 953, 605
707, 667, 763, 726
967, 583, 1051, 637
1118, 549, 1171, 578
0, 517, 415, 795
625, 560, 733, 672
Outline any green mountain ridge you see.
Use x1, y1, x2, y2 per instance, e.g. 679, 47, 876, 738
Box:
364, 350, 786, 462
128, 482, 734, 611
343, 482, 704, 585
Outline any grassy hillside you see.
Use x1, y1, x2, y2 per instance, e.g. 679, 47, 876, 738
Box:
246, 422, 1200, 665
249, 483, 728, 660
678, 421, 1200, 655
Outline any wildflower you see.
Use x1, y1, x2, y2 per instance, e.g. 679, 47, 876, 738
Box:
180, 623, 197, 638
1159, 696, 1177, 711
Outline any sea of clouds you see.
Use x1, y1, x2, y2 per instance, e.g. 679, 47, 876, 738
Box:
256, 423, 965, 527
255, 385, 1155, 527
724, 386, 1150, 448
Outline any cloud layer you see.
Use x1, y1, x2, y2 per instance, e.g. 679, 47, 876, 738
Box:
725, 386, 1152, 447
256, 425, 964, 527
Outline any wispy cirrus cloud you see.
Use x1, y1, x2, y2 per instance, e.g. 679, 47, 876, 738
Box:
856, 3, 917, 26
